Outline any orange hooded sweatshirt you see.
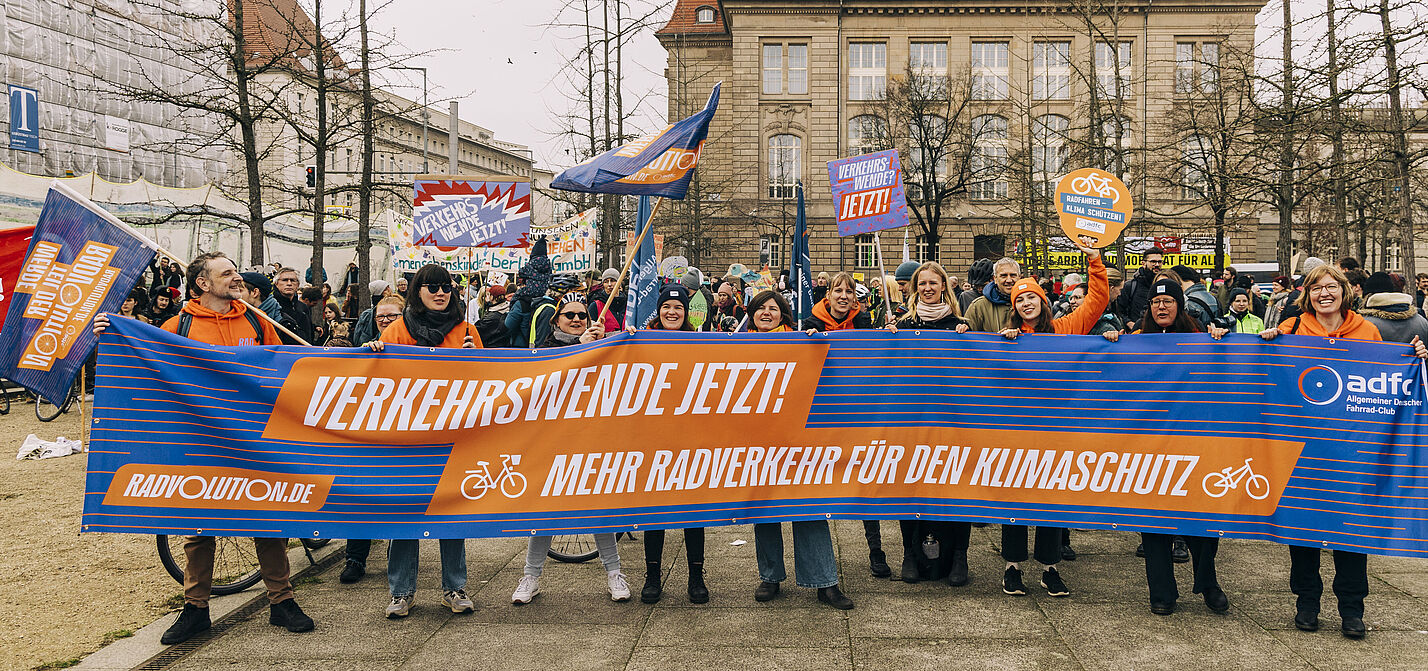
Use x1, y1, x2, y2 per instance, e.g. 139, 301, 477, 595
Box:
810, 298, 863, 331
1277, 310, 1382, 342
1011, 255, 1109, 335
380, 318, 483, 348
160, 299, 278, 347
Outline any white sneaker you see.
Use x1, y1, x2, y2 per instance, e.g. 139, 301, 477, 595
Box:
385, 595, 413, 619
608, 570, 631, 602
442, 589, 475, 613
512, 575, 540, 604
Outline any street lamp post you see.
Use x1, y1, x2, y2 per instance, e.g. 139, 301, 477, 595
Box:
392, 66, 428, 173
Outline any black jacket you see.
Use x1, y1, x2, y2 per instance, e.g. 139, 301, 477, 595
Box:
1116, 266, 1155, 326
274, 293, 315, 345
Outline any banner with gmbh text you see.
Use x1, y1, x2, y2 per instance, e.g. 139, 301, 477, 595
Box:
82, 317, 1428, 558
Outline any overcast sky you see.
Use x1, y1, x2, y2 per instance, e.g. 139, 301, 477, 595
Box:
369, 0, 671, 173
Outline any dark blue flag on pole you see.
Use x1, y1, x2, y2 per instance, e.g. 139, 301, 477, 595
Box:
625, 196, 660, 329
790, 181, 813, 322
0, 183, 157, 403
552, 84, 721, 200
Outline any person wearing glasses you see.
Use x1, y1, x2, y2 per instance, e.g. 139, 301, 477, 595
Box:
1257, 263, 1428, 638
366, 264, 481, 618
511, 297, 633, 603
338, 294, 407, 585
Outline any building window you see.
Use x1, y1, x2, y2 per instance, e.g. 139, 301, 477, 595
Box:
848, 115, 886, 155
1095, 42, 1132, 98
695, 6, 716, 23
973, 234, 1006, 260
1033, 41, 1071, 100
768, 134, 801, 199
1032, 115, 1070, 197
914, 234, 933, 263
909, 41, 947, 97
1176, 41, 1220, 94
848, 42, 887, 101
1181, 135, 1211, 199
971, 41, 1009, 100
760, 234, 783, 269
969, 114, 1008, 200
855, 234, 876, 268
907, 114, 948, 202
763, 43, 808, 95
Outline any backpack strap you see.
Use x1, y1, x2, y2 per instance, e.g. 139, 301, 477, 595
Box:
243, 308, 266, 345
176, 312, 192, 338
1291, 315, 1301, 335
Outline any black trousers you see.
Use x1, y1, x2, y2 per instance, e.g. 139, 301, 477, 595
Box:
1001, 525, 1063, 565
899, 520, 969, 579
1288, 545, 1368, 619
863, 520, 883, 553
644, 528, 705, 565
1142, 532, 1219, 604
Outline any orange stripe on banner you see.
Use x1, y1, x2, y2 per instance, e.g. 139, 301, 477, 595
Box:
1358, 450, 1408, 457
185, 453, 443, 469
85, 471, 116, 475
1281, 504, 1428, 522
109, 346, 285, 379
82, 524, 283, 533
121, 406, 268, 425
1190, 372, 1268, 376
1215, 529, 1428, 554
181, 444, 448, 459
1292, 486, 1428, 501
130, 396, 271, 414
105, 363, 159, 372
116, 335, 280, 371
87, 450, 131, 455
98, 429, 449, 451
1223, 518, 1422, 542
1304, 455, 1428, 469
1291, 475, 1368, 486
1283, 496, 1428, 514
102, 379, 238, 393
1344, 522, 1407, 530
1296, 465, 1428, 479
834, 364, 1098, 373
1265, 412, 1405, 427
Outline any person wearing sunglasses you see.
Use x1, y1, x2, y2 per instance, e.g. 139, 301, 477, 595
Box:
365, 264, 481, 618
512, 297, 631, 603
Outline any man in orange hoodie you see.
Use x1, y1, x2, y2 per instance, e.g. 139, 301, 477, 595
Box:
93, 252, 314, 645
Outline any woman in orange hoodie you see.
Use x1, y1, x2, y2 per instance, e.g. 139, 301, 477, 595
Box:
991, 246, 1106, 599
1258, 263, 1426, 639
365, 263, 480, 620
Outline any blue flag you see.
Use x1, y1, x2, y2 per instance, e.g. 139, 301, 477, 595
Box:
625, 196, 659, 328
790, 181, 813, 322
552, 84, 721, 199
0, 184, 157, 403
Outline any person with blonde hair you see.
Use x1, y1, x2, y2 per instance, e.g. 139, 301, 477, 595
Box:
871, 273, 905, 326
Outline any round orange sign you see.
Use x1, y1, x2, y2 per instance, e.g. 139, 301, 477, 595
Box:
1053, 168, 1133, 248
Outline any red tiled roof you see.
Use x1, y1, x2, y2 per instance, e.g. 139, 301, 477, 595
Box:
656, 0, 728, 36
234, 0, 345, 71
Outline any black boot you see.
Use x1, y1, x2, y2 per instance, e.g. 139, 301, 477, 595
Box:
688, 562, 709, 604
160, 603, 210, 645
754, 580, 780, 602
339, 560, 365, 584
945, 548, 970, 587
641, 562, 662, 604
817, 585, 855, 610
269, 598, 315, 632
869, 549, 891, 578
899, 556, 920, 583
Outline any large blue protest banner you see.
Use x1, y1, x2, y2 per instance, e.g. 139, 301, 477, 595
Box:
84, 317, 1428, 558
623, 196, 659, 329
551, 84, 720, 199
411, 177, 531, 248
8, 85, 39, 153
0, 184, 155, 403
827, 149, 909, 237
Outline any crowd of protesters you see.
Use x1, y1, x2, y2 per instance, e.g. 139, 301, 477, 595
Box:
99, 240, 1428, 646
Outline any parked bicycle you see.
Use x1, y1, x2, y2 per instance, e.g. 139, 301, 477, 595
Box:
156, 535, 331, 595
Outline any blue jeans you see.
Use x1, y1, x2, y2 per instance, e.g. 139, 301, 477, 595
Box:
386, 538, 466, 598
754, 521, 838, 589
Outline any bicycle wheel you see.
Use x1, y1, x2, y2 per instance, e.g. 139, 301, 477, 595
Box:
156, 535, 264, 596
35, 379, 77, 422
0, 389, 9, 415
302, 537, 332, 549
547, 535, 600, 563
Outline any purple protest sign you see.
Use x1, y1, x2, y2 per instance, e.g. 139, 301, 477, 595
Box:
826, 149, 909, 237
412, 177, 532, 248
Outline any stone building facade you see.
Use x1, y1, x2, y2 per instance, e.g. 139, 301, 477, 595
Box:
656, 0, 1269, 279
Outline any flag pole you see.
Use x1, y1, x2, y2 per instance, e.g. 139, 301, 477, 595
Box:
873, 231, 896, 327
597, 196, 664, 325
48, 181, 315, 346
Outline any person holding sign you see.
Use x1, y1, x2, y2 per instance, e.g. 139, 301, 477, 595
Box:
743, 290, 854, 609
511, 298, 634, 604
1102, 279, 1230, 617
892, 262, 973, 586
993, 245, 1108, 598
1256, 263, 1427, 638
632, 284, 711, 605
366, 264, 480, 619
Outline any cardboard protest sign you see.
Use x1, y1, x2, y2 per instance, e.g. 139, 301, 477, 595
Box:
1054, 168, 1132, 248
827, 149, 909, 237
412, 175, 531, 248
532, 209, 598, 274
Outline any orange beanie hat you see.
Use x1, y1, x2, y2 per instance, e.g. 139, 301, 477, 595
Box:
1009, 278, 1048, 306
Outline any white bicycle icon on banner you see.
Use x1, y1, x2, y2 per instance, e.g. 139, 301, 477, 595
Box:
1069, 172, 1121, 205
1201, 458, 1270, 500
461, 454, 528, 500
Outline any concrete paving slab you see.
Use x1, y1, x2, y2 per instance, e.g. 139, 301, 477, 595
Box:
847, 592, 1056, 639
1374, 571, 1428, 600
1266, 629, 1428, 671
397, 623, 641, 671
851, 636, 1081, 671
638, 606, 847, 648
1233, 585, 1428, 633
627, 645, 852, 671
180, 593, 448, 663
